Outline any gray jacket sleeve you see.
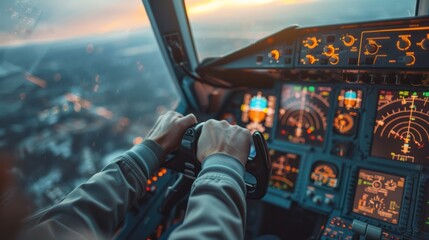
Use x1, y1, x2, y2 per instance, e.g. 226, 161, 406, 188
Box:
169, 153, 247, 240
23, 139, 166, 240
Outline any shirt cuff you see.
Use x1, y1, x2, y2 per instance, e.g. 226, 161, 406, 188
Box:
125, 139, 167, 177
202, 153, 245, 178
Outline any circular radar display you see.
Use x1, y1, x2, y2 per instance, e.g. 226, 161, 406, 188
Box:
277, 85, 331, 146
269, 150, 301, 192
372, 90, 429, 164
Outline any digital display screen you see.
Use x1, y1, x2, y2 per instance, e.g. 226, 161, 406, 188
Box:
310, 162, 338, 189
276, 85, 331, 146
352, 169, 405, 225
269, 150, 300, 192
240, 91, 276, 139
372, 90, 429, 164
337, 89, 363, 110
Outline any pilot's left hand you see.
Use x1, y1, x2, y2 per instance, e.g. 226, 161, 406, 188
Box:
146, 111, 197, 153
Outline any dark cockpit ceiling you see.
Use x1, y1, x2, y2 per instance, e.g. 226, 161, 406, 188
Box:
131, 1, 429, 239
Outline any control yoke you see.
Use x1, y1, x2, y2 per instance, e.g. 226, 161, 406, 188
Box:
160, 122, 271, 214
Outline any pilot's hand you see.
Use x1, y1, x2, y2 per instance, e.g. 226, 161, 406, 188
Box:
146, 111, 197, 153
197, 120, 251, 166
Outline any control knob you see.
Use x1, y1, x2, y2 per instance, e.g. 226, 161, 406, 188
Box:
365, 40, 379, 55
303, 37, 319, 49
418, 37, 429, 50
269, 49, 280, 61
329, 54, 339, 65
342, 34, 356, 47
313, 196, 322, 205
323, 45, 335, 57
403, 54, 416, 66
324, 197, 334, 206
306, 189, 315, 197
396, 36, 411, 51
303, 55, 316, 64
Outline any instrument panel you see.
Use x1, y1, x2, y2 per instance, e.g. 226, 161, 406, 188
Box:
298, 26, 429, 68
218, 82, 429, 238
206, 16, 429, 239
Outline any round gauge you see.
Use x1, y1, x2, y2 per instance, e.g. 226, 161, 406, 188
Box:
372, 90, 429, 164
310, 162, 338, 188
368, 195, 386, 211
385, 179, 397, 191
277, 85, 331, 146
269, 151, 300, 192
333, 112, 355, 135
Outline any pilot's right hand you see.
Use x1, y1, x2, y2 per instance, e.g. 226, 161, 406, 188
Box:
197, 120, 251, 166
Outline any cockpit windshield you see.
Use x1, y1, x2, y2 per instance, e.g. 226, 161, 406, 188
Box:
0, 0, 180, 212
185, 0, 417, 62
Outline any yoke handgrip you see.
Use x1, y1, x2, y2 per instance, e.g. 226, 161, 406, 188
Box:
163, 123, 271, 199
245, 131, 271, 199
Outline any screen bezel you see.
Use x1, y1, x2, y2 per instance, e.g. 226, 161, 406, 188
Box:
351, 168, 405, 225
370, 89, 429, 165
268, 150, 302, 193
346, 165, 413, 233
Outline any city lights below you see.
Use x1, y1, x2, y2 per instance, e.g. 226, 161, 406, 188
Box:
95, 107, 113, 119
133, 137, 144, 145
0, 0, 151, 46
25, 73, 47, 88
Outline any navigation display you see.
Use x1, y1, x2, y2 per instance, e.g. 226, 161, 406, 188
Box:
372, 90, 429, 164
352, 169, 405, 225
276, 85, 331, 146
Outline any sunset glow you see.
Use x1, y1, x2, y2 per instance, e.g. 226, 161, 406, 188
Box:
0, 0, 150, 46
186, 0, 314, 15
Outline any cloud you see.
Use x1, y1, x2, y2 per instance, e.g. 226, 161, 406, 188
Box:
185, 0, 314, 15
0, 0, 150, 46
0, 0, 417, 47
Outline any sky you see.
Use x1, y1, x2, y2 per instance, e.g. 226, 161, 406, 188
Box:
0, 0, 417, 47
0, 0, 150, 46
184, 0, 416, 60
186, 0, 416, 38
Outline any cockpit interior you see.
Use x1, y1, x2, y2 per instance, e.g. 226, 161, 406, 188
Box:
2, 0, 429, 239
